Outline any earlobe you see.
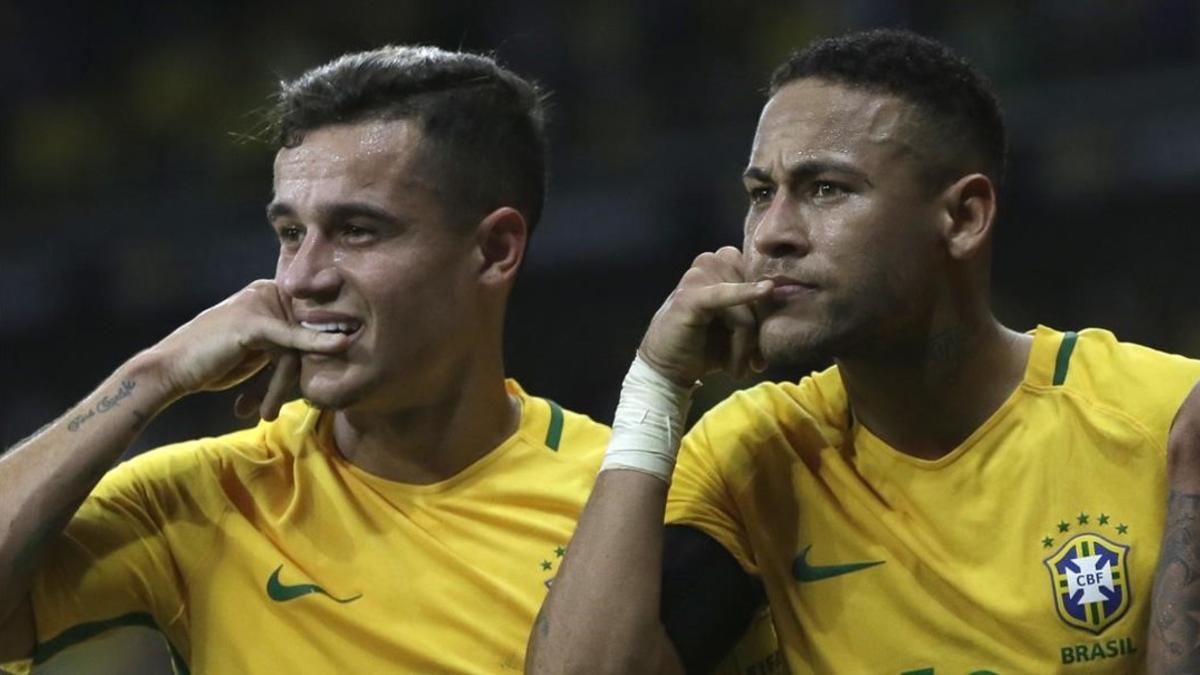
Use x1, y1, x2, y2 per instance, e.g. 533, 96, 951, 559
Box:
476, 207, 528, 286
942, 173, 996, 260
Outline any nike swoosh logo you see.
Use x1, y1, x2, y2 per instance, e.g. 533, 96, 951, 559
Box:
792, 545, 884, 582
266, 565, 361, 603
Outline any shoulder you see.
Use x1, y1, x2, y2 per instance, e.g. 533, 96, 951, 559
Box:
508, 379, 611, 458
1042, 326, 1200, 445
93, 399, 317, 502
678, 366, 848, 491
688, 365, 848, 450
1053, 326, 1200, 410
1063, 327, 1200, 388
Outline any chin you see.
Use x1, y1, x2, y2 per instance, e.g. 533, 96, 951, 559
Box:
297, 371, 366, 411
758, 315, 840, 367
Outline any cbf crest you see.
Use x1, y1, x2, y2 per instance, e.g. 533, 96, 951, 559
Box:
1044, 531, 1130, 635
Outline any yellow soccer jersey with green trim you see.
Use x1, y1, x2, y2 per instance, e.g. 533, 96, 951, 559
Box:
17, 380, 777, 674
667, 326, 1200, 674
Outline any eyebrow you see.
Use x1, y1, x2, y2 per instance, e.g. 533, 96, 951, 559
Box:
265, 201, 405, 228
742, 159, 872, 187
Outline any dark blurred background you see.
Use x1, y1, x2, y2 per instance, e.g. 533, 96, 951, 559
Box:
3, 0, 1200, 457
2, 1, 1200, 672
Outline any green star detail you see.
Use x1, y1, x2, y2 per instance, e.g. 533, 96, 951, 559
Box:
1042, 536, 1055, 548
1117, 524, 1128, 535
1057, 521, 1070, 533
1098, 514, 1110, 526
540, 560, 553, 571
554, 546, 566, 558
1077, 513, 1089, 525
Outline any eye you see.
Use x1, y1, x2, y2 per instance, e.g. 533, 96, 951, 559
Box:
276, 224, 304, 245
340, 223, 374, 244
747, 185, 775, 207
812, 181, 846, 200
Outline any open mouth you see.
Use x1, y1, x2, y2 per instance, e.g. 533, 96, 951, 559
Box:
300, 320, 363, 338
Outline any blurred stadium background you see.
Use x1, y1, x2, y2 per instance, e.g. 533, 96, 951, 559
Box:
2, 1, 1200, 669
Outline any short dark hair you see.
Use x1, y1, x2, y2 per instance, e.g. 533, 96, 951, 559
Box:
272, 45, 549, 231
769, 29, 1006, 188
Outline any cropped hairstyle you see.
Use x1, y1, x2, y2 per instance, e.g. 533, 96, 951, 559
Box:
770, 29, 1007, 188
271, 46, 549, 231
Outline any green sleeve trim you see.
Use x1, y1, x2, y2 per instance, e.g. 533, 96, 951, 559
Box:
34, 611, 188, 673
544, 399, 564, 451
1053, 331, 1079, 386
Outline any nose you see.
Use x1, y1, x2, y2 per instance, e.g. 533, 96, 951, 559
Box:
748, 192, 811, 260
277, 231, 343, 301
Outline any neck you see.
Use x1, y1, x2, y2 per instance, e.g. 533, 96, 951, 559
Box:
837, 316, 1032, 460
331, 350, 520, 484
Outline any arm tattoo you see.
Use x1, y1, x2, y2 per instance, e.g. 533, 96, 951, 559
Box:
1151, 490, 1200, 672
67, 380, 137, 433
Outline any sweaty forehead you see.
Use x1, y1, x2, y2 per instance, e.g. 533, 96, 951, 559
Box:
750, 79, 927, 167
272, 118, 432, 188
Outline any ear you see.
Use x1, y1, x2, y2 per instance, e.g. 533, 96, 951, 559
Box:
939, 173, 997, 260
475, 206, 528, 287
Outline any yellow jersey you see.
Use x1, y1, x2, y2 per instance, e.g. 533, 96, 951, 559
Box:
16, 380, 777, 674
667, 326, 1200, 674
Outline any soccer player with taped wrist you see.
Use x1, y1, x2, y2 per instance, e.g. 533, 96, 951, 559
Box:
528, 29, 1200, 674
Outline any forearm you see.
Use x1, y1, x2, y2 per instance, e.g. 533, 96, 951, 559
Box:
0, 279, 345, 632
1149, 382, 1200, 673
1149, 491, 1200, 673
0, 352, 176, 624
527, 357, 692, 674
527, 470, 683, 675
528, 256, 768, 673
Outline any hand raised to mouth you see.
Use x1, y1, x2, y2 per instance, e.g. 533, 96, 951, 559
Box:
638, 246, 774, 386
146, 279, 351, 420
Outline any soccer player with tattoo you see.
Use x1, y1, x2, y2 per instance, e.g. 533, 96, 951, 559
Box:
529, 30, 1200, 674
1148, 385, 1200, 672
0, 46, 641, 673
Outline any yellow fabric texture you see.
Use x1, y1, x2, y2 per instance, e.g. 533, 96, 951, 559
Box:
667, 326, 1200, 674
20, 380, 776, 673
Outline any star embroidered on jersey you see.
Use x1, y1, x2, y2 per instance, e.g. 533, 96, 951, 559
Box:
1058, 521, 1070, 533
540, 560, 553, 571
554, 546, 566, 558
1042, 536, 1055, 549
1098, 513, 1110, 526
1117, 524, 1129, 535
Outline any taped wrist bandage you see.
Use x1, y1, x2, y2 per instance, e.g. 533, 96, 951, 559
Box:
599, 354, 696, 484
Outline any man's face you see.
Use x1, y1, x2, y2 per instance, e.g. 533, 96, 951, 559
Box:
742, 78, 946, 364
269, 119, 479, 410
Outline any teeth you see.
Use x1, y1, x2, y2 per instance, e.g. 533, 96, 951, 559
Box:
301, 321, 360, 334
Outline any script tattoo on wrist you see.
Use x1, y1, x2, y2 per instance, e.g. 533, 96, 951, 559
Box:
1151, 490, 1200, 672
67, 380, 138, 433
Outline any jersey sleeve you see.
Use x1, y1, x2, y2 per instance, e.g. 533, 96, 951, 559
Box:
666, 392, 762, 575
27, 446, 197, 665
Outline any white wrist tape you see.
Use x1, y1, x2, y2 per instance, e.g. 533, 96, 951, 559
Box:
599, 354, 696, 484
